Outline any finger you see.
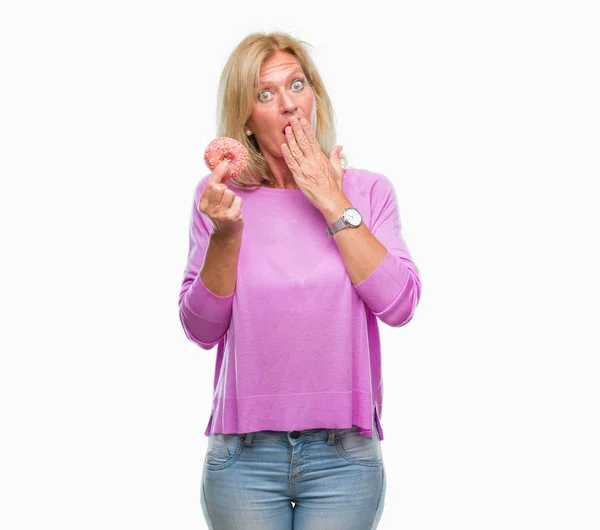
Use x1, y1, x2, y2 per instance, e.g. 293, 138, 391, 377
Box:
208, 160, 229, 183
205, 181, 227, 208
290, 117, 311, 157
285, 125, 304, 161
281, 143, 301, 173
229, 195, 243, 218
219, 188, 236, 209
299, 117, 320, 155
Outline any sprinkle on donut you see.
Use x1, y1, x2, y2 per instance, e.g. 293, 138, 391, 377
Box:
204, 137, 250, 180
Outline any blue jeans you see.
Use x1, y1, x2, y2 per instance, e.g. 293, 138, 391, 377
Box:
201, 420, 386, 529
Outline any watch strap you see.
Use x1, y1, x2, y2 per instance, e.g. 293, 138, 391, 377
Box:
325, 217, 348, 237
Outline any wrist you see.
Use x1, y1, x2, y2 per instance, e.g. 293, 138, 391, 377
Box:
321, 195, 353, 224
211, 230, 243, 245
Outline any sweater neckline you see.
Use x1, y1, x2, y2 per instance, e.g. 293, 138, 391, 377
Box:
252, 167, 354, 195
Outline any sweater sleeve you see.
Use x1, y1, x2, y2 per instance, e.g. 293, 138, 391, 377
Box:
178, 181, 234, 350
353, 173, 422, 327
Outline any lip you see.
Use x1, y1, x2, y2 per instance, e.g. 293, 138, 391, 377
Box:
281, 117, 303, 134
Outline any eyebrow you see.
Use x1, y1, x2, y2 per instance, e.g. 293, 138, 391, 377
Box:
259, 69, 305, 88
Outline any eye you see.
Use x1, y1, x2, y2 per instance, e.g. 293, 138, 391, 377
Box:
258, 79, 305, 102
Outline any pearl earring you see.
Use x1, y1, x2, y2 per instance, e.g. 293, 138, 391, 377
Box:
245, 130, 252, 136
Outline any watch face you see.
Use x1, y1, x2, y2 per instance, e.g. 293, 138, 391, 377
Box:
344, 208, 362, 227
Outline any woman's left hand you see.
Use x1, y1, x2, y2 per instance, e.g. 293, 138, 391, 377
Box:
281, 116, 345, 212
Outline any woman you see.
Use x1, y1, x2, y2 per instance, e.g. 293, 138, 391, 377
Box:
178, 31, 422, 530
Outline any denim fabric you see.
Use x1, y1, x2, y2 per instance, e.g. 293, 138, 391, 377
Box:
201, 420, 386, 529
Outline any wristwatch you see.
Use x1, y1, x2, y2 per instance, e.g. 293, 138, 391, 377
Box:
326, 207, 363, 237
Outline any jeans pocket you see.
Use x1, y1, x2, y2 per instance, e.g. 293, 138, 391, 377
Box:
335, 424, 383, 467
204, 433, 243, 470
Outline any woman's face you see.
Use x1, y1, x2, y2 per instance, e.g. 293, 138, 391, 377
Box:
246, 50, 315, 159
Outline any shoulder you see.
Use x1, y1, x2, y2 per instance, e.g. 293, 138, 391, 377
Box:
347, 167, 396, 198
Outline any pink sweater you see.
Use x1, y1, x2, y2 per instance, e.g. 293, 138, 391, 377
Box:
178, 166, 422, 439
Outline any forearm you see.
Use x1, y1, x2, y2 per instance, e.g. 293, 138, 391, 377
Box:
200, 232, 243, 296
321, 192, 421, 327
321, 195, 388, 286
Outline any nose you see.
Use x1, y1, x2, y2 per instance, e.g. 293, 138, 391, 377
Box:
279, 90, 297, 114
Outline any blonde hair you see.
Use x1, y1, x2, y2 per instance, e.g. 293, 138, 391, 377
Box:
214, 31, 348, 191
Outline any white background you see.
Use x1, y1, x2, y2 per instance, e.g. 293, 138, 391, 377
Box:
1, 1, 599, 529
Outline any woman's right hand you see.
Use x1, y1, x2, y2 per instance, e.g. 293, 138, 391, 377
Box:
198, 161, 245, 238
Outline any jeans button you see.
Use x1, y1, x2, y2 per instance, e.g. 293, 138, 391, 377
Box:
290, 431, 300, 439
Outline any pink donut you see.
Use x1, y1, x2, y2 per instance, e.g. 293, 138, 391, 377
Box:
204, 137, 250, 180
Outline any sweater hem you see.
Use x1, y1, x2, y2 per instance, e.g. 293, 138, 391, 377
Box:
204, 390, 384, 440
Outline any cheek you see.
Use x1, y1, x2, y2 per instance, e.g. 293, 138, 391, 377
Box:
304, 96, 315, 120
305, 87, 315, 106
253, 112, 279, 134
